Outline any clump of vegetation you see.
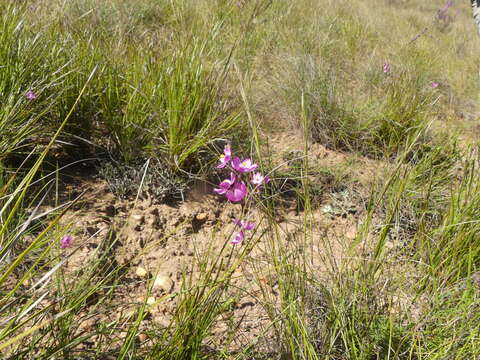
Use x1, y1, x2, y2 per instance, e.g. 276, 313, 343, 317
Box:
97, 158, 189, 202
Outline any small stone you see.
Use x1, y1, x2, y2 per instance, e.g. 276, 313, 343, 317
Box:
195, 212, 208, 221
322, 204, 333, 214
472, 272, 480, 288
345, 226, 357, 240
154, 316, 171, 328
385, 241, 395, 250
139, 333, 148, 342
146, 296, 156, 306
135, 267, 148, 278
287, 210, 297, 218
132, 214, 145, 224
80, 318, 96, 331
146, 216, 158, 227
153, 275, 173, 293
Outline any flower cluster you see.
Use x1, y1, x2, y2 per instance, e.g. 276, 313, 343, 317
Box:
214, 145, 269, 203
435, 1, 456, 32
60, 235, 73, 249
383, 61, 390, 74
437, 1, 454, 21
26, 90, 37, 100
214, 144, 269, 244
231, 219, 255, 244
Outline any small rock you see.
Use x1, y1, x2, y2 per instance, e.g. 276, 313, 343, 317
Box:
195, 212, 208, 221
132, 214, 145, 225
135, 267, 149, 278
139, 333, 148, 342
321, 204, 334, 214
345, 226, 357, 240
146, 296, 156, 306
287, 210, 298, 218
385, 241, 395, 250
472, 272, 480, 288
80, 318, 96, 331
153, 275, 173, 293
154, 316, 171, 328
146, 216, 158, 227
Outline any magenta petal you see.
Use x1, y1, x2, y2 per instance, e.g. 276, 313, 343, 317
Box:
239, 159, 258, 173
217, 154, 232, 168
243, 222, 255, 231
231, 231, 245, 244
60, 235, 73, 249
245, 163, 258, 172
213, 187, 227, 195
225, 181, 247, 202
232, 157, 259, 173
251, 172, 266, 185
224, 144, 232, 157
214, 173, 236, 195
232, 157, 258, 173
26, 90, 37, 100
383, 62, 390, 74
232, 157, 242, 172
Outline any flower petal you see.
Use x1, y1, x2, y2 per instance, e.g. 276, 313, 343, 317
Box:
231, 231, 245, 244
232, 157, 242, 172
242, 221, 255, 231
213, 187, 227, 195
60, 235, 73, 249
224, 144, 232, 157
225, 181, 247, 202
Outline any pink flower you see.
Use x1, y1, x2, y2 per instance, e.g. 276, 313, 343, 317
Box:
233, 219, 255, 230
231, 218, 255, 244
216, 144, 232, 169
26, 90, 37, 100
437, 1, 453, 20
231, 231, 245, 244
251, 172, 269, 186
383, 62, 390, 74
232, 157, 258, 173
213, 172, 236, 195
60, 235, 73, 249
225, 180, 247, 202
431, 82, 439, 88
